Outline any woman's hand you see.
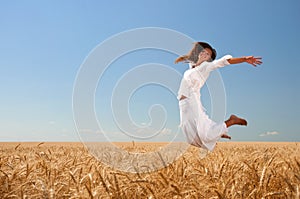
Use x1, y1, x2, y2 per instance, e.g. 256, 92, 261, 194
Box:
244, 56, 263, 67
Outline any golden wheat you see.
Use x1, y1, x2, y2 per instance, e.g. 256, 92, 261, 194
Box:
0, 142, 299, 198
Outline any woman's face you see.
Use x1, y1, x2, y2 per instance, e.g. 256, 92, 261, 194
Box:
198, 48, 213, 62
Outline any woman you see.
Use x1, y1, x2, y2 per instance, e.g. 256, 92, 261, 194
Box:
175, 42, 262, 151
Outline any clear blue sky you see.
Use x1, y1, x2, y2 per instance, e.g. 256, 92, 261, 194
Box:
0, 0, 299, 142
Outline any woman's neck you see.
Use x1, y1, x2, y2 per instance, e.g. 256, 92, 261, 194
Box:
195, 60, 205, 67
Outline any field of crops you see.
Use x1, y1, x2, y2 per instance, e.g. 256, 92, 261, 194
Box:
0, 142, 299, 198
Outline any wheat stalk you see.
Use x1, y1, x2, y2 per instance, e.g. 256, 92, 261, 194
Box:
0, 142, 299, 198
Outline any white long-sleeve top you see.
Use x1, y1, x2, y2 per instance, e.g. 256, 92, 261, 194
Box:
177, 55, 232, 101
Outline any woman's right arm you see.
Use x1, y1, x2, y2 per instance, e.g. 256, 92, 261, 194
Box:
227, 56, 262, 67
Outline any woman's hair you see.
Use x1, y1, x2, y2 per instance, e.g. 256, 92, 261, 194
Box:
175, 42, 217, 64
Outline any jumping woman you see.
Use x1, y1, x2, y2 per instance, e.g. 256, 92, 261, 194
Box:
175, 42, 262, 151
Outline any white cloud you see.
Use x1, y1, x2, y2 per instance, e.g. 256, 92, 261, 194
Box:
61, 128, 68, 133
159, 128, 172, 135
79, 129, 97, 134
259, 131, 280, 137
49, 121, 56, 125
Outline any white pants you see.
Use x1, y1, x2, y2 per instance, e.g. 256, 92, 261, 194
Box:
179, 96, 228, 151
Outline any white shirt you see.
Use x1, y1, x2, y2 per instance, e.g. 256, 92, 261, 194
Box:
177, 55, 232, 100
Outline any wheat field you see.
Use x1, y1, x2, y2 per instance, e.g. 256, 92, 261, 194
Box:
0, 142, 299, 198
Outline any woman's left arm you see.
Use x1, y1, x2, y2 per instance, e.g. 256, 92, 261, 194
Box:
227, 56, 262, 67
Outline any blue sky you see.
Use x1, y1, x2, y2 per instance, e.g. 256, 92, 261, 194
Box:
0, 0, 299, 142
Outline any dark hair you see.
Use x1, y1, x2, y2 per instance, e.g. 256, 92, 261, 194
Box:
175, 42, 217, 63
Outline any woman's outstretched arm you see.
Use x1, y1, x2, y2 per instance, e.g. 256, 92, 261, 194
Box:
227, 56, 262, 66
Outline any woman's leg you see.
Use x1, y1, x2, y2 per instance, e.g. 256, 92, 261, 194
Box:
221, 134, 231, 139
220, 115, 247, 140
225, 115, 248, 128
